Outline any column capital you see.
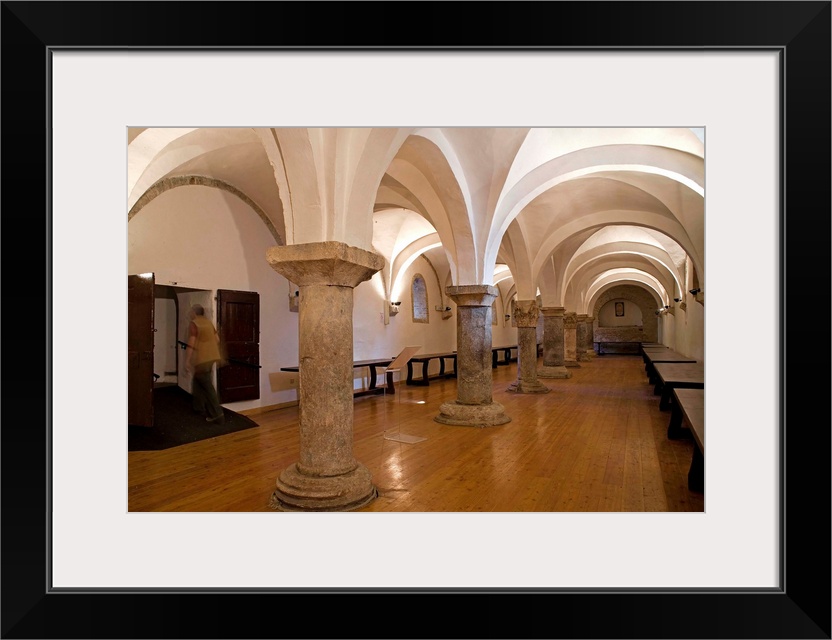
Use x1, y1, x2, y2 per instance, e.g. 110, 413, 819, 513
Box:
540, 306, 565, 318
446, 284, 498, 307
511, 299, 540, 328
586, 316, 595, 323
266, 241, 384, 288
576, 313, 589, 322
563, 311, 578, 327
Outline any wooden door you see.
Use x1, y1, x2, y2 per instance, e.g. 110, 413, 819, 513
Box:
128, 273, 154, 427
217, 289, 260, 403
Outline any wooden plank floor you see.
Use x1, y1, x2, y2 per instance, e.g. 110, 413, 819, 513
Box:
128, 355, 704, 512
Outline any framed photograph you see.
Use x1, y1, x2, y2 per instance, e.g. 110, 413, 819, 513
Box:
6, 2, 829, 639
615, 301, 625, 317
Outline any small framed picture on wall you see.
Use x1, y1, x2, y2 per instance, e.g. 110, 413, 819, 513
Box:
615, 302, 624, 317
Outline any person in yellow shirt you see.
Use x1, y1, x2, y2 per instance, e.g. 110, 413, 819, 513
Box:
185, 304, 225, 425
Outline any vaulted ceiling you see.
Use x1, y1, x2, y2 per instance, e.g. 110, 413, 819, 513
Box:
128, 127, 705, 313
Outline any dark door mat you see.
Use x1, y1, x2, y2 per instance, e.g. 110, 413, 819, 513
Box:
129, 385, 259, 451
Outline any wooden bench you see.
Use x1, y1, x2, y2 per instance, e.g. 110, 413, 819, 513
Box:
492, 345, 518, 368
594, 340, 642, 355
280, 357, 395, 397
403, 351, 457, 386
668, 388, 705, 492
652, 361, 704, 411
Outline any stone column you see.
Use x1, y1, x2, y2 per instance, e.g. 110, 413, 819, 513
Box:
585, 315, 596, 358
265, 241, 384, 512
563, 311, 581, 368
506, 300, 550, 394
538, 307, 571, 379
435, 285, 511, 427
576, 314, 591, 362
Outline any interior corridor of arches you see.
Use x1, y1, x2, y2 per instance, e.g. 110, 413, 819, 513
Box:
128, 127, 705, 513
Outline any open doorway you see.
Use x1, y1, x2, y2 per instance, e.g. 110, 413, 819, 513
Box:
159, 285, 213, 394
130, 278, 260, 427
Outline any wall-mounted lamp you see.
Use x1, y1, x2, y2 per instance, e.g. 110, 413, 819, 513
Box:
673, 297, 682, 303
505, 314, 511, 321
664, 305, 670, 309
389, 301, 402, 316
689, 288, 701, 295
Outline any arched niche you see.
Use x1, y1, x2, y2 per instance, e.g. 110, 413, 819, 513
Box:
592, 285, 659, 343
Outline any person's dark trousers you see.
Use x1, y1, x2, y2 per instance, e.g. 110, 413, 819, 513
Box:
192, 363, 224, 423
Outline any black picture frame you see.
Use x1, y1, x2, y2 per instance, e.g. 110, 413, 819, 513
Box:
2, 2, 829, 638
615, 301, 625, 317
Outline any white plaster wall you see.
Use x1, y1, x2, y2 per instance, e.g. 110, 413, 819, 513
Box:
663, 315, 676, 351
670, 302, 705, 362
128, 186, 299, 411
679, 256, 706, 362
492, 295, 519, 348
353, 256, 457, 387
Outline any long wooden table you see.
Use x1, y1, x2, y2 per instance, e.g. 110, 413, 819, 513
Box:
280, 357, 395, 397
641, 344, 669, 362
668, 388, 705, 492
644, 349, 698, 384
403, 351, 457, 386
652, 361, 704, 411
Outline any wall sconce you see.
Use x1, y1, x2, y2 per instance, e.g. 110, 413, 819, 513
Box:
689, 288, 701, 295
389, 301, 402, 315
504, 314, 511, 321
664, 305, 670, 309
673, 297, 682, 303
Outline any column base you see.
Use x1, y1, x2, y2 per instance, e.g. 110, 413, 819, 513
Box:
564, 359, 581, 368
577, 352, 591, 362
268, 462, 377, 512
506, 379, 551, 394
538, 365, 572, 379
585, 349, 596, 359
434, 401, 511, 427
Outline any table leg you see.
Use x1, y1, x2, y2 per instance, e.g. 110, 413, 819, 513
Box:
367, 365, 378, 391
438, 358, 446, 377
492, 351, 498, 368
659, 385, 672, 410
406, 361, 415, 385
667, 401, 686, 439
688, 444, 704, 492
421, 360, 430, 385
385, 370, 395, 395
